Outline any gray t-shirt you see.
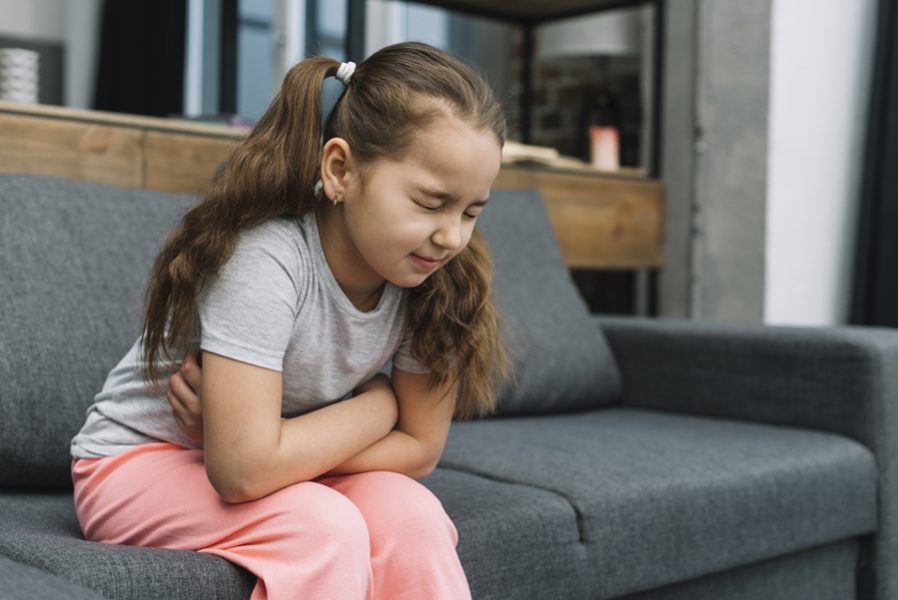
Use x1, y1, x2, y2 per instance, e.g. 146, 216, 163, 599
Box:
71, 212, 428, 459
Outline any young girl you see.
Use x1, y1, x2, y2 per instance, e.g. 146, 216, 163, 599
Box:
70, 42, 508, 600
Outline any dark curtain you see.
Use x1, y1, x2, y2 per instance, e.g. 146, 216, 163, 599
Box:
93, 0, 186, 117
851, 0, 898, 327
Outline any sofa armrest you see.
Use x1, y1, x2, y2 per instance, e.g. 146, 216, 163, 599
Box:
597, 316, 898, 442
596, 315, 898, 600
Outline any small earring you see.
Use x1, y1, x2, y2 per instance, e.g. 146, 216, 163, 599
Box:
332, 195, 342, 207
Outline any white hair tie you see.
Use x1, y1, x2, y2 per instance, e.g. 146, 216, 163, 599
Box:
335, 61, 356, 85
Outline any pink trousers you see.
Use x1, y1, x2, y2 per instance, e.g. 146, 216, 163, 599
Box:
71, 443, 471, 600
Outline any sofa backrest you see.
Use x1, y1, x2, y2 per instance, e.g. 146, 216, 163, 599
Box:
0, 175, 194, 487
0, 175, 620, 488
477, 188, 621, 416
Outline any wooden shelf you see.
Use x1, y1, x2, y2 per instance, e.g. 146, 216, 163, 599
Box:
493, 164, 663, 268
0, 101, 663, 269
0, 101, 243, 192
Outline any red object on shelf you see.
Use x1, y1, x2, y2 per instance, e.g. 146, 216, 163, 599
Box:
589, 125, 619, 171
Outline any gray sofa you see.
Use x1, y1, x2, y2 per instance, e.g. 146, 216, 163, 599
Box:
1, 173, 896, 600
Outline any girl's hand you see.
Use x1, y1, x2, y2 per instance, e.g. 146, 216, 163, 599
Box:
167, 351, 204, 444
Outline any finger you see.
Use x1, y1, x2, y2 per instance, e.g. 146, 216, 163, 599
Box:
180, 367, 202, 395
180, 353, 203, 394
171, 401, 187, 429
165, 382, 185, 411
166, 372, 185, 405
171, 405, 200, 443
167, 390, 191, 423
171, 405, 203, 444
184, 350, 198, 366
169, 372, 201, 415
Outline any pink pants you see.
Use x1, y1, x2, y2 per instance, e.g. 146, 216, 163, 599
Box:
71, 443, 471, 600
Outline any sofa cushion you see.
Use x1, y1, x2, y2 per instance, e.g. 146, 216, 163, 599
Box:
0, 492, 255, 600
0, 175, 194, 487
617, 540, 859, 600
423, 468, 589, 599
476, 188, 621, 415
0, 470, 587, 600
438, 408, 877, 599
0, 555, 107, 600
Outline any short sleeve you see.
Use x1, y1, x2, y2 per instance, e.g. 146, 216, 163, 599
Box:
198, 224, 303, 371
392, 326, 431, 374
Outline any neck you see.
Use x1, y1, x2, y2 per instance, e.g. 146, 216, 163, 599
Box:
315, 206, 386, 311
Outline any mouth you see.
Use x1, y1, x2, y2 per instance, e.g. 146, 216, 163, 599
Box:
410, 254, 445, 270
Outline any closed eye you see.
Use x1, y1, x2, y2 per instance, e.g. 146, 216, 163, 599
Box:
414, 189, 487, 219
463, 200, 488, 220
414, 198, 442, 211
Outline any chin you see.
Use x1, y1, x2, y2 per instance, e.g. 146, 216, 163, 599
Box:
389, 272, 435, 288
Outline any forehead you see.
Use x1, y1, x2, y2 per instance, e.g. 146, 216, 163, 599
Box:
398, 117, 501, 197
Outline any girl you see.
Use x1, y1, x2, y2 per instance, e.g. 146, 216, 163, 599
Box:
70, 42, 508, 600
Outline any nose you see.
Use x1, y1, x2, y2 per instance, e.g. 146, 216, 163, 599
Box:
432, 216, 463, 251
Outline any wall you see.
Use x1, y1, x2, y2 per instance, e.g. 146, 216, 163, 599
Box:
661, 0, 876, 326
764, 0, 877, 325
64, 0, 102, 108
670, 0, 772, 322
659, 0, 698, 318
0, 0, 65, 40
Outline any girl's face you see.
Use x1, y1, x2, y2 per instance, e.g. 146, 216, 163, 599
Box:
329, 116, 502, 295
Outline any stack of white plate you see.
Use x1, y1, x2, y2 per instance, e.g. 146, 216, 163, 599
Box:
0, 48, 40, 104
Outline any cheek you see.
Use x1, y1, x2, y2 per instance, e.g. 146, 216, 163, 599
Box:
353, 212, 426, 259
390, 214, 437, 243
455, 224, 476, 254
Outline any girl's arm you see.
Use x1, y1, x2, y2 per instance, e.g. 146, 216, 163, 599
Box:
322, 367, 457, 480
199, 351, 398, 503
167, 355, 454, 483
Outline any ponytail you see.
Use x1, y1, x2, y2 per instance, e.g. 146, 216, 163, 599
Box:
140, 57, 340, 384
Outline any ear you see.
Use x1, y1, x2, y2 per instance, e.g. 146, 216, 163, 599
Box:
320, 137, 353, 201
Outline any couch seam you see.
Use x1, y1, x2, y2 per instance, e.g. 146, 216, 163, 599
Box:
434, 464, 588, 545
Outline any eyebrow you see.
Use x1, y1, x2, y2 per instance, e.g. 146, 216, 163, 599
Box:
418, 187, 490, 206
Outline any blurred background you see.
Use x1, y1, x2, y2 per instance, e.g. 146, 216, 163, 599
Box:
0, 0, 894, 330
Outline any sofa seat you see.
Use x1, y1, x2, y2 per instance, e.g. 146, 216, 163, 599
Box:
0, 493, 256, 599
437, 407, 878, 599
0, 408, 876, 600
0, 555, 107, 600
0, 465, 591, 599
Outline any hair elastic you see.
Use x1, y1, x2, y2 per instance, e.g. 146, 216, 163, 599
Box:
335, 61, 356, 85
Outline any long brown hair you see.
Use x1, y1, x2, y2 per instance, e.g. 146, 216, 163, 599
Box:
141, 42, 508, 419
